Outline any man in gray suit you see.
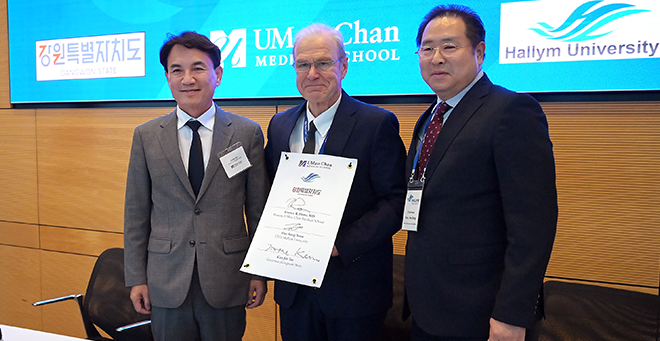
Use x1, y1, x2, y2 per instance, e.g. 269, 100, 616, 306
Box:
124, 31, 269, 341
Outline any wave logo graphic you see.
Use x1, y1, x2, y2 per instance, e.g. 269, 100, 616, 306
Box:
301, 173, 320, 183
529, 1, 650, 42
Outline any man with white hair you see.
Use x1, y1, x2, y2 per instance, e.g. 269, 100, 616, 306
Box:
264, 23, 407, 341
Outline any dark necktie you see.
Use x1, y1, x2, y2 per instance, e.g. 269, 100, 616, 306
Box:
186, 120, 204, 196
302, 120, 317, 154
417, 102, 452, 178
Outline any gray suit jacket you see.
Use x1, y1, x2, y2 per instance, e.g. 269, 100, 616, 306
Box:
124, 104, 268, 309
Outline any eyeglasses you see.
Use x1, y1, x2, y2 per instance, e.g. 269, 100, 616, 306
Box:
415, 43, 466, 59
294, 58, 343, 73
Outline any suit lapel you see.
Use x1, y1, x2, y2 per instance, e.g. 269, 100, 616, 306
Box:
197, 105, 234, 200
157, 111, 196, 198
323, 90, 357, 156
423, 75, 492, 181
278, 104, 304, 153
275, 91, 355, 157
406, 103, 436, 176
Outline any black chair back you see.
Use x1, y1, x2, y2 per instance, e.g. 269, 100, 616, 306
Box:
540, 280, 660, 341
84, 248, 153, 341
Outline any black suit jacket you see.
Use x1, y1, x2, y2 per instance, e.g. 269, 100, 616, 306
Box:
404, 75, 558, 337
264, 91, 407, 318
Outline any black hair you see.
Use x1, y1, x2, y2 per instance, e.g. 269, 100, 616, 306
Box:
416, 4, 485, 49
159, 31, 221, 71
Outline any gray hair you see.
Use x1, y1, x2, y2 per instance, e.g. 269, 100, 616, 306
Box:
293, 23, 346, 60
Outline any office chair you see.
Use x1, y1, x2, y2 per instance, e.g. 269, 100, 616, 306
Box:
539, 280, 660, 341
33, 248, 153, 341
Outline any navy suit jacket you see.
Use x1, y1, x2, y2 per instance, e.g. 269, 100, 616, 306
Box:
264, 91, 407, 318
404, 75, 558, 337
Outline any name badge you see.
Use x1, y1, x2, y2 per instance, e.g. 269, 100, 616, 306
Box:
402, 179, 424, 232
218, 142, 252, 178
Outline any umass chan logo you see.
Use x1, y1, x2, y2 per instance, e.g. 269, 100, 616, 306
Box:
301, 173, 320, 183
210, 22, 400, 69
210, 29, 247, 68
529, 1, 650, 42
297, 159, 333, 170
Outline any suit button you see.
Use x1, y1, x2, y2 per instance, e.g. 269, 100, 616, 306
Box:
189, 240, 196, 247
194, 208, 201, 215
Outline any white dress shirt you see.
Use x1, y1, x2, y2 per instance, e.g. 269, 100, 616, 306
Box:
176, 105, 215, 173
289, 93, 342, 154
416, 70, 484, 144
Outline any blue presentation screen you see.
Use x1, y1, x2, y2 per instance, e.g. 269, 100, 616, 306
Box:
7, 0, 660, 103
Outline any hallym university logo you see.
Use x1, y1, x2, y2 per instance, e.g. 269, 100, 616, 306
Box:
529, 0, 650, 42
500, 0, 658, 63
301, 173, 320, 183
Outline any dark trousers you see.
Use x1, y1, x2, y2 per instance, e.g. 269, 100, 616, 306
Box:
151, 265, 246, 341
280, 285, 388, 341
411, 319, 541, 341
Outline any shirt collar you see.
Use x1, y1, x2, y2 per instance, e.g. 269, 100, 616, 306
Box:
440, 70, 484, 108
305, 92, 342, 138
176, 104, 216, 131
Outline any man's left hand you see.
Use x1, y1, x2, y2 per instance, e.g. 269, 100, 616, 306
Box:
489, 318, 525, 341
246, 279, 267, 309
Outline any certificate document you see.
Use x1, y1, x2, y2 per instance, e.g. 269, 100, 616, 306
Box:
241, 152, 357, 288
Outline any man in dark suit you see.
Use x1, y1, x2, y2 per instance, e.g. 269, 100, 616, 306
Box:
404, 5, 558, 341
264, 24, 407, 341
123, 31, 269, 341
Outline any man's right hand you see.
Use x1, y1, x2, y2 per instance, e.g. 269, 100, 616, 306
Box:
130, 284, 152, 314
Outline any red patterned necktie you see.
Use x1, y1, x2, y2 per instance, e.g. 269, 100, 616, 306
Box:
416, 102, 451, 178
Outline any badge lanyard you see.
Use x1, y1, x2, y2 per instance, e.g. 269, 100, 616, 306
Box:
402, 139, 429, 232
401, 109, 438, 232
402, 165, 426, 232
